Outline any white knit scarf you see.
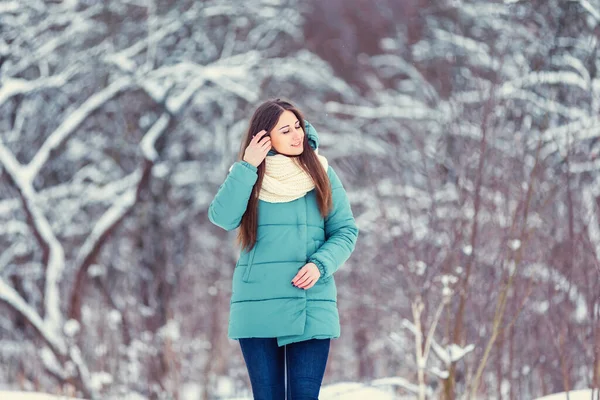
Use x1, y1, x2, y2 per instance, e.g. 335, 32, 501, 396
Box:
259, 152, 329, 203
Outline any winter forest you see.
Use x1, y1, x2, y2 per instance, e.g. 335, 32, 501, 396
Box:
0, 0, 599, 399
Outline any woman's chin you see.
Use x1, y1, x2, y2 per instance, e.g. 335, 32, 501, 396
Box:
279, 147, 304, 156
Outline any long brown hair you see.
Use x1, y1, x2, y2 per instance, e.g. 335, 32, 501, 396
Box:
237, 99, 332, 251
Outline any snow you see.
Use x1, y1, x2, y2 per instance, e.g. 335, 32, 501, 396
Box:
319, 382, 397, 400
140, 114, 171, 162
447, 343, 475, 362
0, 1, 18, 13
0, 73, 71, 108
87, 264, 106, 278
371, 377, 422, 396
25, 77, 132, 180
181, 383, 202, 400
534, 389, 599, 400
572, 0, 600, 21
0, 279, 67, 355
108, 309, 122, 328
0, 76, 137, 352
508, 239, 521, 250
63, 319, 81, 337
0, 393, 86, 400
90, 371, 113, 391
455, 86, 588, 120
40, 347, 67, 380
583, 185, 600, 269
325, 101, 439, 121
73, 186, 137, 273
1, 1, 597, 398
0, 383, 404, 400
157, 319, 181, 341
215, 376, 236, 398
409, 260, 427, 276
523, 263, 589, 322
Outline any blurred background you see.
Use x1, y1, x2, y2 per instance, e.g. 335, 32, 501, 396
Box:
0, 0, 599, 399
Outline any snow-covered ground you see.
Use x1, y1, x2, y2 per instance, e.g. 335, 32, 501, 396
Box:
0, 392, 86, 400
0, 384, 399, 400
1, 387, 596, 400
534, 389, 599, 400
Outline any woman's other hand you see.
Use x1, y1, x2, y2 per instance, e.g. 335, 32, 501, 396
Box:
291, 262, 321, 290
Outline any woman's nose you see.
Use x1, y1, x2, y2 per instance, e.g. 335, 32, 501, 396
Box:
292, 128, 302, 140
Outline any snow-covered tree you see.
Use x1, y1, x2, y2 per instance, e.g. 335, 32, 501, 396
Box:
318, 0, 600, 398
0, 1, 359, 398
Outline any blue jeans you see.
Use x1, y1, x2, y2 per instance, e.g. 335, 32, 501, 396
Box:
239, 337, 331, 400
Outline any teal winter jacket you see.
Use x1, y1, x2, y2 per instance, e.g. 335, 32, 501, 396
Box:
208, 122, 359, 346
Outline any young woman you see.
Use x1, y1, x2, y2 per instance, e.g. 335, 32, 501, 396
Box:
208, 99, 359, 399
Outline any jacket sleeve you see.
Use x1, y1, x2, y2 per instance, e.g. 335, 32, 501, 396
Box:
208, 160, 258, 231
308, 166, 359, 279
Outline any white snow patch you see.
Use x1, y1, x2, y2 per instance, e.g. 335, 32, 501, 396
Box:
0, 392, 86, 400
108, 309, 122, 329
448, 343, 476, 362
320, 382, 396, 400
90, 371, 113, 391
409, 260, 427, 276
215, 376, 236, 397
508, 239, 521, 250
157, 319, 180, 341
63, 319, 80, 337
181, 383, 202, 400
534, 389, 599, 400
221, 382, 400, 400
429, 366, 450, 379
523, 263, 589, 322
87, 264, 106, 278
463, 245, 473, 255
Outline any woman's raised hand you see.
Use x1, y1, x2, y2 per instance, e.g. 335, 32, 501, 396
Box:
243, 130, 271, 167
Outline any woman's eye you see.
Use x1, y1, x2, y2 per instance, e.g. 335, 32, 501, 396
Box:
282, 130, 290, 134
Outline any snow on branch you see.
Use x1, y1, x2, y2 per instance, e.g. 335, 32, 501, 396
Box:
0, 141, 65, 331
447, 343, 476, 363
455, 87, 588, 120
510, 71, 589, 91
325, 102, 439, 121
0, 1, 19, 14
0, 65, 77, 107
25, 77, 133, 181
537, 115, 600, 158
5, 4, 104, 78
141, 115, 171, 162
70, 74, 204, 320
583, 183, 600, 268
72, 185, 139, 273
104, 5, 202, 72
432, 28, 490, 55
370, 54, 440, 102
402, 319, 475, 366
0, 279, 66, 355
571, 0, 600, 21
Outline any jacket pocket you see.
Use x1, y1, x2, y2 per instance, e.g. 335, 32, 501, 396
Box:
242, 245, 258, 283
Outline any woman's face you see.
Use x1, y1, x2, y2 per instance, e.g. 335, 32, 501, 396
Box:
268, 110, 304, 156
